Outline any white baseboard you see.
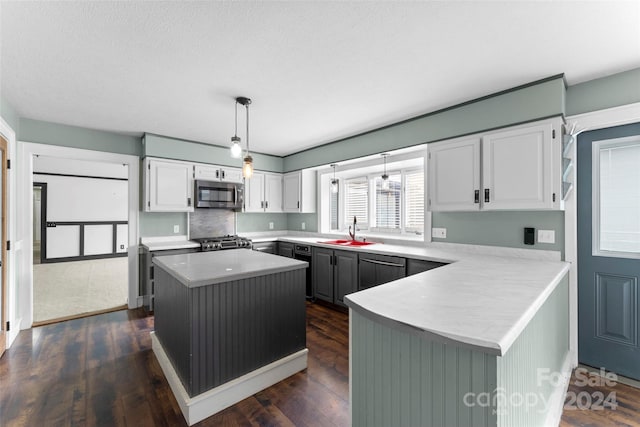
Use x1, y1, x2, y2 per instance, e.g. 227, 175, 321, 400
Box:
151, 332, 308, 426
544, 352, 573, 427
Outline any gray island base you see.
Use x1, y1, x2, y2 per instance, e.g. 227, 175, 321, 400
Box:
151, 249, 308, 425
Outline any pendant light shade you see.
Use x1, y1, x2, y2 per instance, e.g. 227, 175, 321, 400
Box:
330, 164, 338, 193
230, 101, 242, 158
235, 97, 253, 178
381, 153, 390, 191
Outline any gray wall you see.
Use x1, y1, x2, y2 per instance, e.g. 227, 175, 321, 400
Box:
566, 68, 640, 116
0, 95, 20, 135
19, 118, 142, 156
431, 211, 565, 256
139, 212, 188, 237
236, 212, 288, 233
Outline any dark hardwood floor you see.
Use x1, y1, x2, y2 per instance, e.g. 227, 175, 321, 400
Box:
1, 302, 638, 426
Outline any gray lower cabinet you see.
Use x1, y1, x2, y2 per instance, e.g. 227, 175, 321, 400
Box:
406, 258, 447, 276
312, 247, 358, 307
358, 253, 406, 290
278, 241, 294, 258
252, 241, 277, 254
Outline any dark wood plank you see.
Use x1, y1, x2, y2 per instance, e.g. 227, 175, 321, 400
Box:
1, 303, 638, 427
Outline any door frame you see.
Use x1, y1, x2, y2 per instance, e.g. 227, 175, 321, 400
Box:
0, 116, 16, 351
564, 101, 640, 368
32, 182, 47, 263
17, 142, 139, 329
0, 134, 7, 357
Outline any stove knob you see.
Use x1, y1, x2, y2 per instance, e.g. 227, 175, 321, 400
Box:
214, 242, 222, 250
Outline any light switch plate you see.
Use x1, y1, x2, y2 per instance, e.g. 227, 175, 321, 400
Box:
538, 229, 555, 244
301, 222, 306, 230
173, 225, 179, 233
269, 222, 274, 230
432, 227, 447, 239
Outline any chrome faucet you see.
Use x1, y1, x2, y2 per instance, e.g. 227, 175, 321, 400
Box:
348, 216, 357, 241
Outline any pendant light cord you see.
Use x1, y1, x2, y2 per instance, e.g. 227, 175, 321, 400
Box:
246, 103, 250, 155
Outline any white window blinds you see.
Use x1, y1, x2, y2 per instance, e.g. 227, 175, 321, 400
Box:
405, 169, 424, 233
374, 174, 401, 230
345, 177, 369, 228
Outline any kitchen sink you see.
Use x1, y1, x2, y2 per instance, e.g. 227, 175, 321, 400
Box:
320, 239, 377, 247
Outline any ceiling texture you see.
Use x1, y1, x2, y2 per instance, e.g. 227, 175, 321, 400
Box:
1, 1, 639, 156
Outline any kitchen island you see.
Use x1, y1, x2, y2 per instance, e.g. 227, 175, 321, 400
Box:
151, 249, 308, 426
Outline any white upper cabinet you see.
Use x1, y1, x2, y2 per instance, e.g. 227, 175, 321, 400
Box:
144, 158, 194, 212
427, 118, 562, 212
428, 137, 481, 212
244, 172, 283, 213
194, 164, 243, 183
482, 122, 555, 210
283, 170, 317, 213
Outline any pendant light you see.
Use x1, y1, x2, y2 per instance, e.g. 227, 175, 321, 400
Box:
381, 153, 390, 191
330, 164, 338, 193
230, 100, 242, 158
236, 97, 253, 179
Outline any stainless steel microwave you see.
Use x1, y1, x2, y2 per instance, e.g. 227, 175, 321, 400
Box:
195, 180, 244, 209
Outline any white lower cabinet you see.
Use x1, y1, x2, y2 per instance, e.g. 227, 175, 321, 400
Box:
143, 158, 194, 212
244, 172, 283, 212
428, 118, 562, 211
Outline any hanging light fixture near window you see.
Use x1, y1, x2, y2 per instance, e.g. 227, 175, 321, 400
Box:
230, 100, 242, 158
235, 96, 253, 179
330, 164, 338, 193
381, 153, 390, 191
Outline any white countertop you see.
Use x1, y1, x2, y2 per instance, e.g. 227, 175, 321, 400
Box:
152, 249, 308, 287
140, 236, 200, 252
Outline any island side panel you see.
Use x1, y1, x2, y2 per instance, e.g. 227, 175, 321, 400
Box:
350, 310, 498, 427
153, 267, 192, 393
496, 274, 570, 427
189, 269, 307, 396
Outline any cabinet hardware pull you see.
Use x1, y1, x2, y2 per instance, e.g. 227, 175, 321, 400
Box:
297, 201, 300, 209
484, 189, 490, 203
261, 201, 264, 208
216, 170, 220, 179
361, 258, 405, 268
265, 201, 269, 209
222, 170, 225, 179
474, 190, 479, 203
187, 197, 192, 207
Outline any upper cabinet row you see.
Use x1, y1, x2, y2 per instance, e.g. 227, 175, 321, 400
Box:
142, 157, 316, 213
427, 118, 564, 211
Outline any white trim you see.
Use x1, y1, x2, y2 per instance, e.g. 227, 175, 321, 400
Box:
591, 136, 640, 260
151, 332, 308, 426
565, 103, 640, 368
17, 142, 140, 328
568, 102, 640, 132
0, 116, 18, 348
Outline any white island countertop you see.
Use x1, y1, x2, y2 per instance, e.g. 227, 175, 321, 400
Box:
152, 248, 308, 287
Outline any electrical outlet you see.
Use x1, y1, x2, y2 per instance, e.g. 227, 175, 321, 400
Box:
173, 225, 179, 233
301, 222, 306, 230
432, 227, 447, 239
538, 229, 555, 244
269, 222, 274, 230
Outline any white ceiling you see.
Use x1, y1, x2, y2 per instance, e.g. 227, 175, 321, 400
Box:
1, 1, 639, 157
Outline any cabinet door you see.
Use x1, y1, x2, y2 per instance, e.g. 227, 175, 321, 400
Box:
194, 164, 221, 181
482, 122, 554, 210
278, 242, 295, 258
220, 167, 243, 184
147, 159, 194, 212
428, 137, 481, 211
335, 250, 358, 307
244, 172, 265, 212
283, 172, 301, 212
313, 247, 334, 303
264, 173, 283, 212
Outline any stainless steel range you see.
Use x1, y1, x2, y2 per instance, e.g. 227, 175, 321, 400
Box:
193, 235, 252, 251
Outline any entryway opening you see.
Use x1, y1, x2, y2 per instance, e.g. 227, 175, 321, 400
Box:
32, 156, 129, 326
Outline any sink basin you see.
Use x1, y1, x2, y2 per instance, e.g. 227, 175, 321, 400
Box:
320, 239, 377, 247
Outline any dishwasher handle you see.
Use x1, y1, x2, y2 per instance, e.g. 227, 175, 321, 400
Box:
360, 258, 405, 268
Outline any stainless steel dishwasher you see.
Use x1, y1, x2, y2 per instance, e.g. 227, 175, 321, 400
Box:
358, 253, 406, 290
293, 244, 313, 299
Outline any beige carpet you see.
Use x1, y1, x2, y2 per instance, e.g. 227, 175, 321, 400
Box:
33, 257, 128, 323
